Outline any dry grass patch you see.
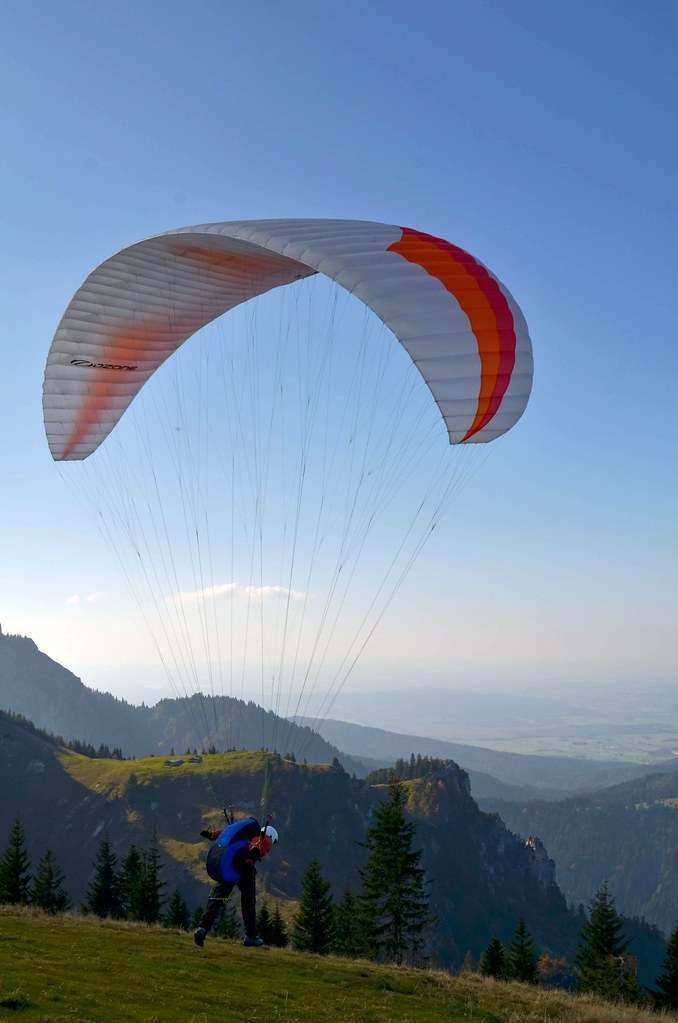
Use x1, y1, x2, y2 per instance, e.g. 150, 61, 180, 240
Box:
446, 971, 676, 1022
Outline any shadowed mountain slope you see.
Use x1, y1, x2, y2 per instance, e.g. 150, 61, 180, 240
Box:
0, 632, 367, 772
484, 769, 678, 935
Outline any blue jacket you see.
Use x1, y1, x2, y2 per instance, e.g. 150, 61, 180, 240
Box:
206, 817, 261, 884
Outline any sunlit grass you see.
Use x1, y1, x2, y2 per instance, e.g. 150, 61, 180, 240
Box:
58, 748, 284, 798
1, 908, 675, 1023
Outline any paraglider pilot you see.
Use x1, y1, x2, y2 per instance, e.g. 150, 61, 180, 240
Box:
194, 816, 278, 948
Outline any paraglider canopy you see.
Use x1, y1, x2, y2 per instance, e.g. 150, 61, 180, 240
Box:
43, 219, 533, 754
43, 219, 532, 460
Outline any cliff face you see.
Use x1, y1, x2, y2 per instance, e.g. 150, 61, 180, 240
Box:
524, 835, 557, 890
486, 771, 678, 936
397, 765, 575, 964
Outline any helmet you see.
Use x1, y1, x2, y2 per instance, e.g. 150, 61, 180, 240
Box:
264, 825, 279, 845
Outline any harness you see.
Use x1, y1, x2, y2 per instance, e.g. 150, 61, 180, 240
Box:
206, 816, 260, 883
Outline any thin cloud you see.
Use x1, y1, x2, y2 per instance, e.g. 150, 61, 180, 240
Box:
66, 592, 104, 607
171, 582, 304, 606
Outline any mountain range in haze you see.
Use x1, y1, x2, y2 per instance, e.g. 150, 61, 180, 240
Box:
0, 632, 366, 773
5, 630, 675, 803
329, 681, 678, 762
301, 716, 678, 797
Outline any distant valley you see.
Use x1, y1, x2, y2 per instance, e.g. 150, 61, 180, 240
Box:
302, 716, 678, 797
328, 682, 678, 762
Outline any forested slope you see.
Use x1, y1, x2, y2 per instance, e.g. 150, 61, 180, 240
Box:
486, 771, 678, 935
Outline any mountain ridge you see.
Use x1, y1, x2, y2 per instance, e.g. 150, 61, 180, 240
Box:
0, 632, 368, 773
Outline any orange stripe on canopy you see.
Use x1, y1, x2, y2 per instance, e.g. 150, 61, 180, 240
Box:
388, 228, 516, 441
61, 324, 169, 459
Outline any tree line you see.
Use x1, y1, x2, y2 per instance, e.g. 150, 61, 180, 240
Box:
2, 781, 678, 1012
0, 816, 290, 944
278, 780, 678, 1012
367, 754, 450, 785
476, 882, 678, 1011
290, 780, 434, 964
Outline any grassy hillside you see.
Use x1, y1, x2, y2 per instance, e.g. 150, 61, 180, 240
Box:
59, 746, 274, 793
0, 909, 672, 1023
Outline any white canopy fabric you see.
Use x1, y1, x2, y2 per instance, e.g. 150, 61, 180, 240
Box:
44, 219, 533, 460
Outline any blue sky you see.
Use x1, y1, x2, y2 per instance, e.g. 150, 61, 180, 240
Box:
1, 0, 676, 705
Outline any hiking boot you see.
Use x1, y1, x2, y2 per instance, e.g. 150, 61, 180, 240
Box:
243, 935, 264, 947
194, 927, 207, 948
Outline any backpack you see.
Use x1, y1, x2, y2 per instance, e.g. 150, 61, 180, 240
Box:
206, 816, 260, 883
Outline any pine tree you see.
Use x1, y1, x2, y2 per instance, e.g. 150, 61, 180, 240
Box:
30, 850, 70, 913
292, 860, 334, 954
215, 900, 240, 939
506, 919, 537, 983
120, 845, 143, 920
575, 883, 640, 1002
479, 937, 506, 979
0, 818, 31, 905
270, 904, 289, 948
84, 837, 122, 918
656, 924, 678, 1010
360, 781, 430, 965
333, 889, 367, 958
136, 836, 166, 924
257, 901, 274, 944
164, 888, 190, 930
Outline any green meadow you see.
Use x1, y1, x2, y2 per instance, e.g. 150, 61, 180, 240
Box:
1, 909, 674, 1023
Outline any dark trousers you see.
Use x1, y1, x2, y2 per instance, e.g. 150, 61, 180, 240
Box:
199, 866, 257, 938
